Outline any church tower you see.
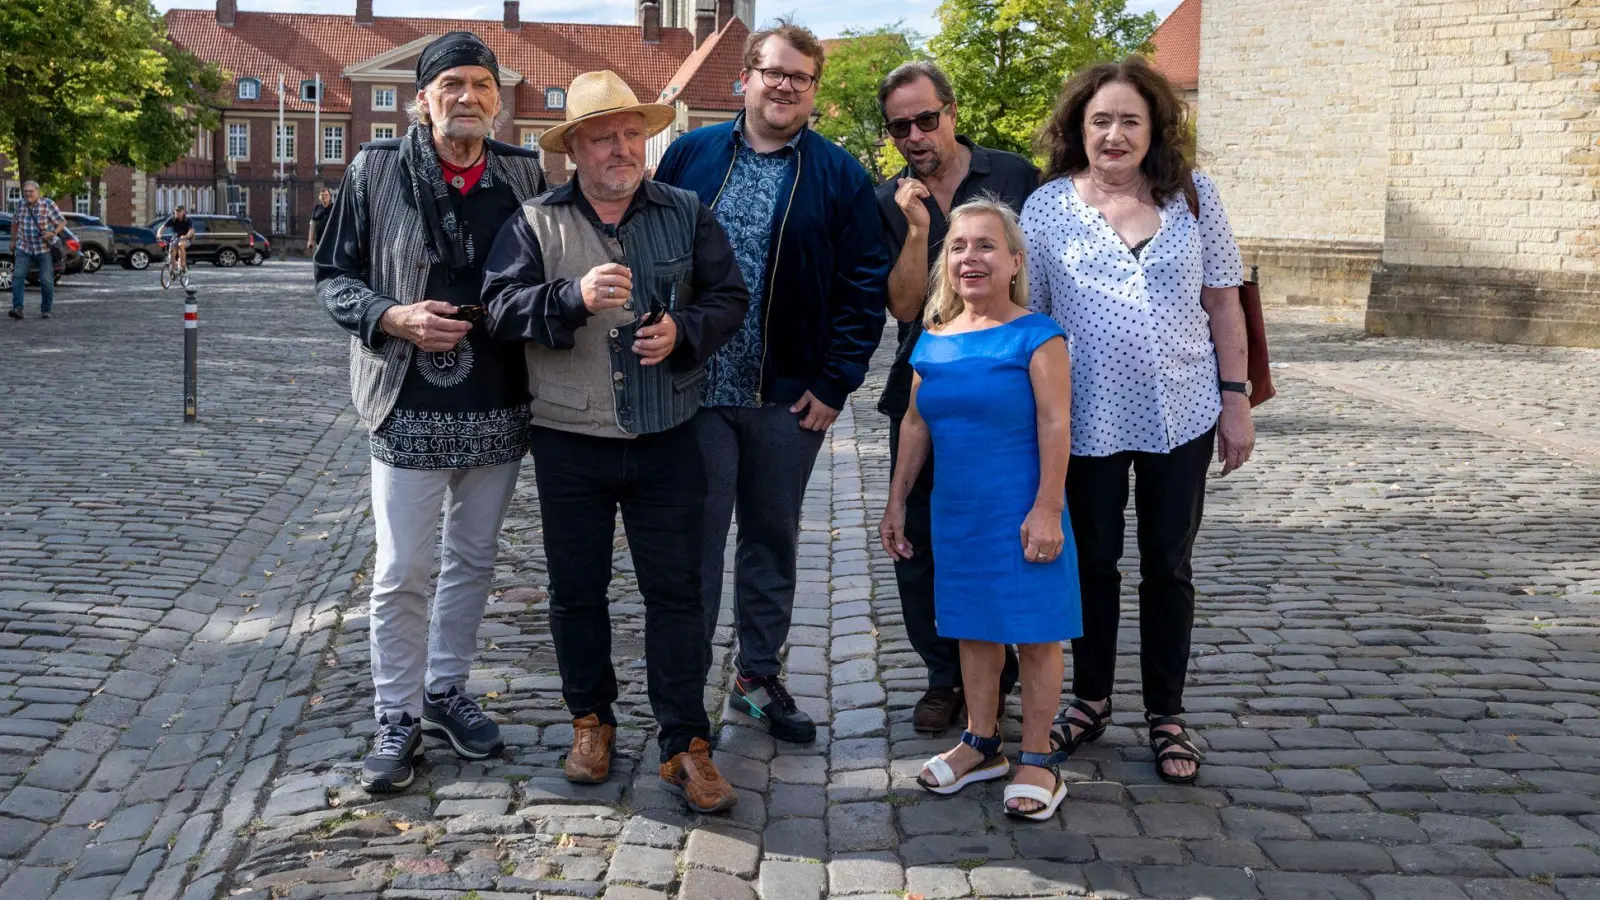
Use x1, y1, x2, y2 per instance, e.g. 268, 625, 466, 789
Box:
642, 0, 756, 32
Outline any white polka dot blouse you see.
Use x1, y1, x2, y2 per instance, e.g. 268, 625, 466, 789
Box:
1023, 171, 1244, 457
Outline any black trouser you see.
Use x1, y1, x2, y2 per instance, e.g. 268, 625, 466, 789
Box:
696, 405, 826, 679
888, 415, 1018, 692
529, 423, 711, 761
1067, 427, 1214, 717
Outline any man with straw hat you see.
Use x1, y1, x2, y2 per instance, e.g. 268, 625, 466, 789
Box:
483, 70, 749, 813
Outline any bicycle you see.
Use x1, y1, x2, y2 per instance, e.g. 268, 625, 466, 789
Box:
158, 238, 190, 290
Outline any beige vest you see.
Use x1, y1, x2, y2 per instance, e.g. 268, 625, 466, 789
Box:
520, 189, 701, 439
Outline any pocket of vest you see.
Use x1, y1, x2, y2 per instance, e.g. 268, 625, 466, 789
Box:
672, 367, 706, 393
537, 383, 590, 411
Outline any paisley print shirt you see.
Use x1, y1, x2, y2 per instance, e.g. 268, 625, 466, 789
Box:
703, 116, 801, 407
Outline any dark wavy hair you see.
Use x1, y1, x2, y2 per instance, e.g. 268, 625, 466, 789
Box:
1037, 56, 1193, 205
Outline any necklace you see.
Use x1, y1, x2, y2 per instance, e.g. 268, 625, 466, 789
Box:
440, 147, 486, 191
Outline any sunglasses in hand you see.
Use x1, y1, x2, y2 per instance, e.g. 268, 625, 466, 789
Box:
444, 305, 487, 323
639, 298, 667, 328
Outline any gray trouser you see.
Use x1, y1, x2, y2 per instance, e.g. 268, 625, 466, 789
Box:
369, 458, 520, 723
695, 404, 826, 678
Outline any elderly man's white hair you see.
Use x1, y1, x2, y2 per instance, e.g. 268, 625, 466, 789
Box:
21, 180, 40, 191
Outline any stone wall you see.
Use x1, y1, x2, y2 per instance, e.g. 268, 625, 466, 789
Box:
1198, 0, 1395, 306
1366, 0, 1600, 344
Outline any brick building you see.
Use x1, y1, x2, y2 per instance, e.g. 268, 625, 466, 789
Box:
1199, 0, 1598, 345
1, 0, 748, 251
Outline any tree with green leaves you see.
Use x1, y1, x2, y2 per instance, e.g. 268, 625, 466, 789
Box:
929, 0, 1156, 157
814, 23, 922, 181
0, 0, 225, 203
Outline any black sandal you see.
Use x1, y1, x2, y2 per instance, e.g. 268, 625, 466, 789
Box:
1146, 713, 1203, 785
1051, 697, 1112, 756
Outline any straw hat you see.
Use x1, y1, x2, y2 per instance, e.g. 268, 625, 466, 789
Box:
538, 70, 676, 154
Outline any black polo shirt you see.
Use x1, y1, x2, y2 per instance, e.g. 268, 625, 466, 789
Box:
875, 136, 1040, 418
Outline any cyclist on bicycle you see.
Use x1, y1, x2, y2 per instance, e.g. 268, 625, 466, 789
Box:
162, 206, 194, 272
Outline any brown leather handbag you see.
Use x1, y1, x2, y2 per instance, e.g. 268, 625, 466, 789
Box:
1185, 184, 1276, 407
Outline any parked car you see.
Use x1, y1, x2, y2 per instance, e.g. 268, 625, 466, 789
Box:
60, 212, 116, 274
0, 214, 79, 290
247, 232, 271, 265
149, 214, 257, 268
109, 224, 166, 270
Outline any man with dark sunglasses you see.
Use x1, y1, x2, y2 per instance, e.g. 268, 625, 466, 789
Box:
875, 61, 1040, 733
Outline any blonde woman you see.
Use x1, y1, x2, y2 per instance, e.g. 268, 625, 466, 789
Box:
879, 198, 1081, 820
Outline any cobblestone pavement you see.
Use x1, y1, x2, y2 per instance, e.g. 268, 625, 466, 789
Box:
2, 269, 1599, 900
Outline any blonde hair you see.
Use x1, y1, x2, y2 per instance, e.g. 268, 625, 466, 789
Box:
924, 197, 1031, 330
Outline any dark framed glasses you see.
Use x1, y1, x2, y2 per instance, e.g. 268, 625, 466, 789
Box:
445, 304, 487, 323
884, 107, 947, 140
753, 67, 816, 92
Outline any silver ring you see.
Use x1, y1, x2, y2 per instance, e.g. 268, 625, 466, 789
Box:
608, 286, 615, 298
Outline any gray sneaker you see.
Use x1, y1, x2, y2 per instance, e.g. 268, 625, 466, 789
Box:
361, 713, 423, 792
422, 687, 504, 759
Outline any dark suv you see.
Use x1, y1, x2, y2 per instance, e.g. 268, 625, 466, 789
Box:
149, 213, 259, 268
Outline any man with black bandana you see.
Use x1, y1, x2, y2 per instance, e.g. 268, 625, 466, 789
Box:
315, 31, 547, 792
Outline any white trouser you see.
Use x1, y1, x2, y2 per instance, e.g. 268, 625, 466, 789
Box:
368, 458, 521, 723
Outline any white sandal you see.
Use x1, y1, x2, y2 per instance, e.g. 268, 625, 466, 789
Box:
1003, 748, 1069, 821
918, 730, 1009, 795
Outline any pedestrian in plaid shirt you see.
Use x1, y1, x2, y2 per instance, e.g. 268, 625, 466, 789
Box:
9, 181, 65, 320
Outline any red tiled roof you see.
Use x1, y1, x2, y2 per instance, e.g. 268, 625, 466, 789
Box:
1150, 0, 1200, 91
164, 7, 701, 119
660, 17, 748, 112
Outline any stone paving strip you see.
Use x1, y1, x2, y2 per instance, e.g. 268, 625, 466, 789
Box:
0, 267, 375, 900
3, 278, 1600, 900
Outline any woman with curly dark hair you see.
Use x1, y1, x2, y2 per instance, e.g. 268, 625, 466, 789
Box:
1022, 56, 1255, 785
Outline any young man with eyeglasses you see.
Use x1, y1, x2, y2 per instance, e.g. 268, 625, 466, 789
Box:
874, 61, 1040, 733
654, 19, 889, 745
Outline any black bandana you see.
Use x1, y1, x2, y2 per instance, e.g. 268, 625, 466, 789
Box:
416, 31, 500, 91
401, 122, 498, 271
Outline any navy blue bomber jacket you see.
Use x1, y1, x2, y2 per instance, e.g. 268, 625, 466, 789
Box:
653, 121, 891, 411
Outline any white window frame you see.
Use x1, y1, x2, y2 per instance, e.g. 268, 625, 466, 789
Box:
371, 123, 396, 141
372, 86, 397, 111
229, 185, 251, 218
238, 78, 260, 101
75, 185, 92, 216
322, 124, 345, 163
227, 122, 249, 160
520, 128, 541, 151
545, 87, 566, 110
274, 122, 296, 163
300, 80, 319, 103
271, 186, 288, 235
6, 186, 20, 212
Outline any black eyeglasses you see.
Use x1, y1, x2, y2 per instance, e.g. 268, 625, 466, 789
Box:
884, 107, 947, 140
753, 67, 816, 92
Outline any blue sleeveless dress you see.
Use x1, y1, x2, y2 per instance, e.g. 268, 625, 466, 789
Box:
910, 313, 1083, 644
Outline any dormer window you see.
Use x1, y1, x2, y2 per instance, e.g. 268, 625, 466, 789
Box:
300, 80, 319, 102
237, 77, 261, 101
545, 87, 566, 110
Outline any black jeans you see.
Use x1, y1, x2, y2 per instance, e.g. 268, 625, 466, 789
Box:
888, 415, 1018, 693
529, 423, 711, 761
1067, 427, 1214, 717
695, 405, 826, 679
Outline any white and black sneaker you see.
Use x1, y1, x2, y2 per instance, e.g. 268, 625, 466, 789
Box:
361, 713, 423, 792
422, 687, 504, 759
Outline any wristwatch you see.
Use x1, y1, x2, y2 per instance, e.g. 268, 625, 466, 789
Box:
1219, 380, 1249, 396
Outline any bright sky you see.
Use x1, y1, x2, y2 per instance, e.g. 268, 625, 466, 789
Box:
153, 0, 1184, 41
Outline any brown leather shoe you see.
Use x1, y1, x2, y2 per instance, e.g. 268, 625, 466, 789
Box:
913, 686, 965, 733
564, 714, 615, 784
660, 737, 737, 813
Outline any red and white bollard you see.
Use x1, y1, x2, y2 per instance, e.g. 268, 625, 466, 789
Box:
183, 287, 198, 422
